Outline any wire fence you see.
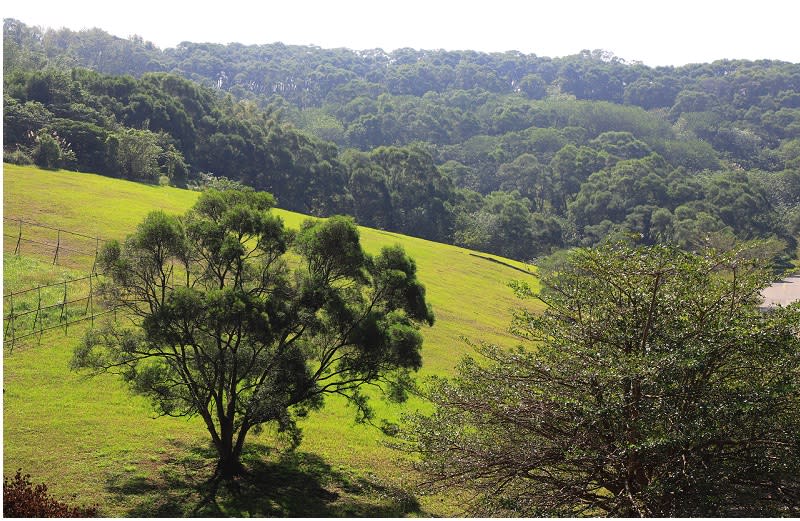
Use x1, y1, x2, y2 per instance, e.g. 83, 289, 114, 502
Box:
3, 217, 106, 272
2, 272, 117, 351
3, 218, 113, 350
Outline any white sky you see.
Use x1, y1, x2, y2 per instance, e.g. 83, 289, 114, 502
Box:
4, 0, 800, 67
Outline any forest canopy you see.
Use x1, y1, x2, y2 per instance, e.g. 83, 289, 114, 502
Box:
4, 18, 799, 262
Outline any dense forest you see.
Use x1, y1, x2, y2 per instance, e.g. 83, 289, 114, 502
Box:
4, 18, 800, 263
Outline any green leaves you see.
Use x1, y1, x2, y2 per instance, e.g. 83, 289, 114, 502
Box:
130, 210, 186, 259
296, 215, 368, 284
408, 242, 800, 516
373, 245, 434, 326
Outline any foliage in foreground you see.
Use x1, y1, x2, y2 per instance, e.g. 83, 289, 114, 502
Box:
72, 189, 434, 480
406, 242, 800, 516
3, 470, 98, 517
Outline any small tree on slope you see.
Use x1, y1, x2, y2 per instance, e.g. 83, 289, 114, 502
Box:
73, 189, 434, 479
405, 242, 800, 516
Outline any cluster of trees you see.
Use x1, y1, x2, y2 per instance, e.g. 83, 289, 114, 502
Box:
2, 63, 462, 241
2, 66, 353, 214
8, 20, 800, 157
4, 18, 800, 261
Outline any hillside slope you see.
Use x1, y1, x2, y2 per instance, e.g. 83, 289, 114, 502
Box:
3, 164, 540, 516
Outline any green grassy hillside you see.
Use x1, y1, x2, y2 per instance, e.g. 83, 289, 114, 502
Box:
3, 164, 541, 516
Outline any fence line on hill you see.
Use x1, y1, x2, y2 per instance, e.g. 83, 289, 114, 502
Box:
2, 271, 117, 351
3, 217, 107, 271
3, 218, 115, 350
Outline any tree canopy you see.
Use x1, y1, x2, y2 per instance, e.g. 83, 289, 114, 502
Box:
404, 242, 800, 516
4, 18, 799, 261
72, 189, 434, 479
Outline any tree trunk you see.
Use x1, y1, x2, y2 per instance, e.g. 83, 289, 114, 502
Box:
211, 417, 253, 480
216, 449, 244, 480
214, 417, 245, 480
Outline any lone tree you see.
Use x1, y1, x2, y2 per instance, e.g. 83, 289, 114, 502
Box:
406, 242, 800, 516
73, 189, 434, 479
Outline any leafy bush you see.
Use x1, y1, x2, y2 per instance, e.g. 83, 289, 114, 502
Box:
187, 172, 252, 192
3, 148, 33, 165
3, 470, 98, 517
27, 129, 77, 170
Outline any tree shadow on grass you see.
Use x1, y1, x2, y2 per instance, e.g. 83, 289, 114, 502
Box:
105, 440, 424, 517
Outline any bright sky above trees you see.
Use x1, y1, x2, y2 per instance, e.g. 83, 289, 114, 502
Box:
4, 0, 800, 66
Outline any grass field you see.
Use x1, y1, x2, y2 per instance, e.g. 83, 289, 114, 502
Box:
3, 164, 542, 516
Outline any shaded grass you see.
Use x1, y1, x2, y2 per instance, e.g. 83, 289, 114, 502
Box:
103, 441, 425, 517
3, 164, 542, 516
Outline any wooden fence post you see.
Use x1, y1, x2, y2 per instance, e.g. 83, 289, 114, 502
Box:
61, 281, 68, 335
4, 290, 15, 351
33, 286, 43, 344
14, 219, 23, 255
91, 237, 100, 275
89, 276, 94, 328
53, 229, 61, 265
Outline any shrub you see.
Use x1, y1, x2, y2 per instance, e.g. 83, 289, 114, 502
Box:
27, 129, 77, 170
3, 470, 98, 517
188, 172, 252, 192
3, 148, 33, 165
